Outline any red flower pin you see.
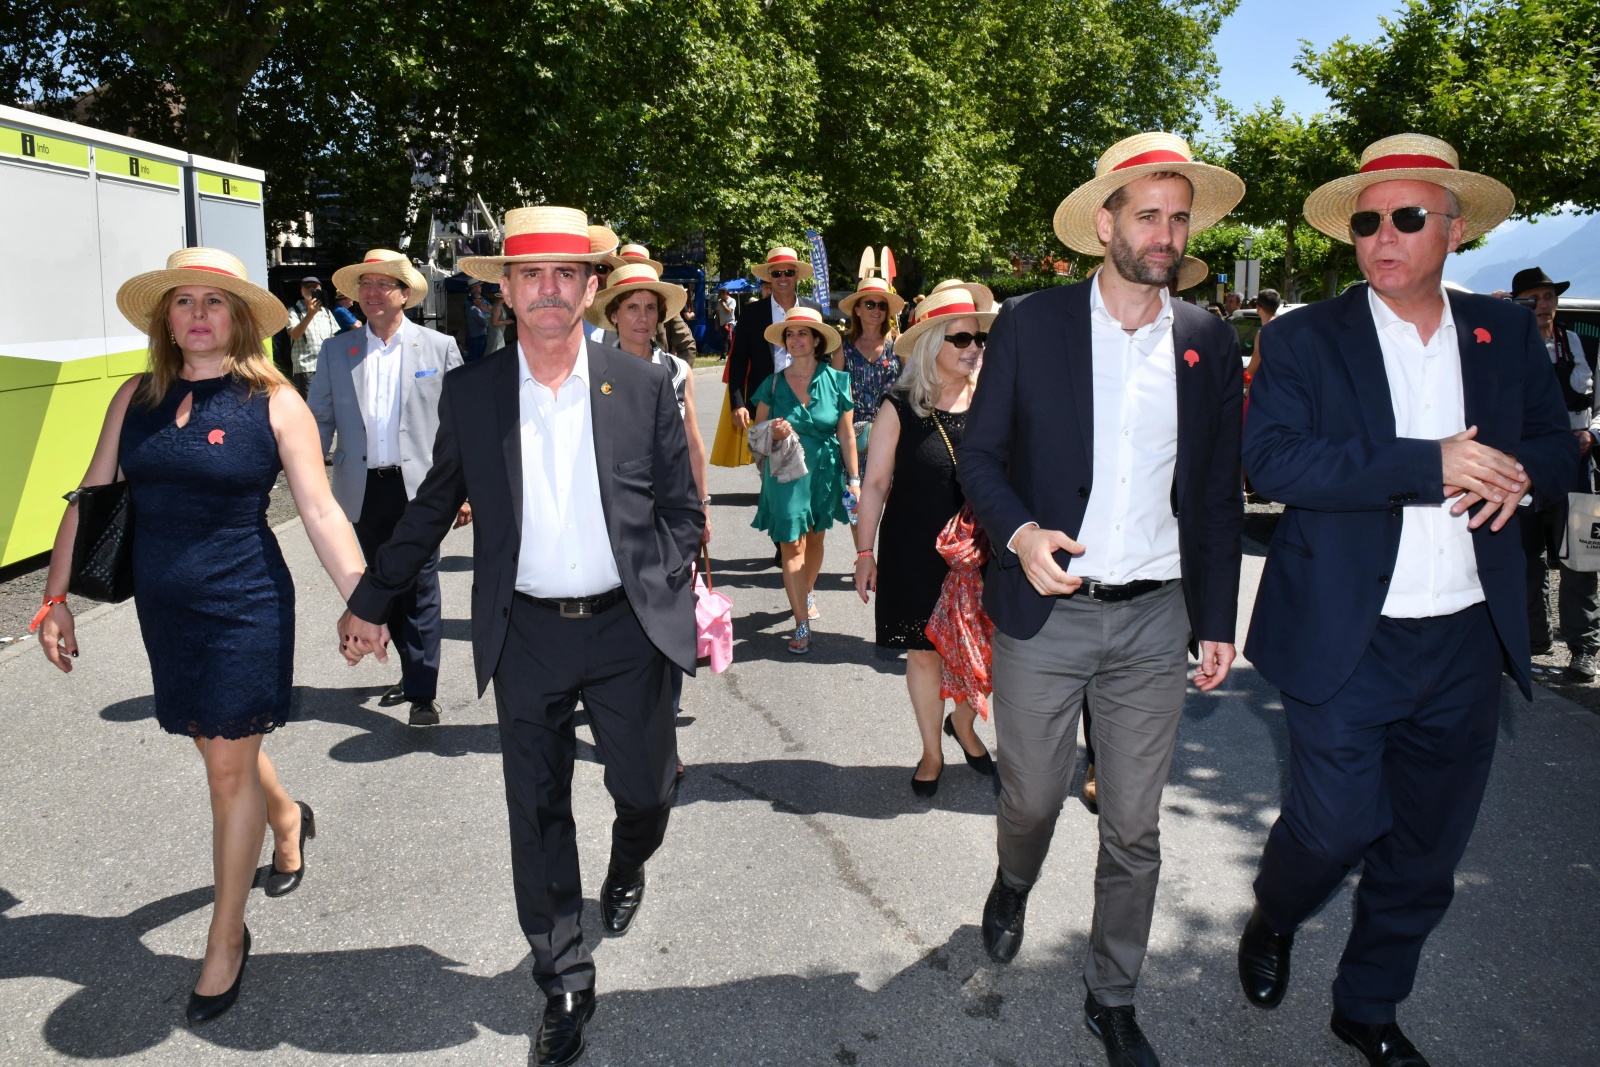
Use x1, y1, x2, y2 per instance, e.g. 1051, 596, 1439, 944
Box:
349, 346, 360, 355
1473, 327, 1491, 344
207, 429, 226, 445
1183, 349, 1200, 367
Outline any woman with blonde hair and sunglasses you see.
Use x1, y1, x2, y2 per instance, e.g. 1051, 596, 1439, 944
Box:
853, 284, 996, 796
32, 248, 378, 1025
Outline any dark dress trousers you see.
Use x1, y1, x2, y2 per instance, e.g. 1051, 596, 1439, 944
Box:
348, 339, 704, 994
725, 296, 823, 416
957, 280, 1245, 646
1242, 286, 1577, 1023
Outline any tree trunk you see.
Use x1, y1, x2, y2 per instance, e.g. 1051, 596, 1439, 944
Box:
1281, 217, 1297, 300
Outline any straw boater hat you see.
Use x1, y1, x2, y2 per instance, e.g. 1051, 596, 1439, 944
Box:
332, 249, 428, 309
896, 283, 998, 351
116, 247, 288, 339
930, 277, 997, 313
763, 305, 841, 355
584, 263, 688, 329
605, 242, 665, 273
1053, 132, 1246, 256
458, 206, 619, 283
837, 275, 906, 317
1302, 133, 1514, 244
750, 246, 814, 282
1177, 256, 1208, 292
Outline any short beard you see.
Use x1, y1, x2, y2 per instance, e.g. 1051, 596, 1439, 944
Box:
1107, 227, 1180, 288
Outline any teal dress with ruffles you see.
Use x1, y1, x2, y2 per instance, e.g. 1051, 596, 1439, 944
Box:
751, 363, 854, 543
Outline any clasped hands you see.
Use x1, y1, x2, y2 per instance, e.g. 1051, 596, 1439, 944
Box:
337, 609, 390, 666
1441, 426, 1529, 533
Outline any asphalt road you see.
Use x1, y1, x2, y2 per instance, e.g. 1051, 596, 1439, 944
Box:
2, 368, 1597, 1066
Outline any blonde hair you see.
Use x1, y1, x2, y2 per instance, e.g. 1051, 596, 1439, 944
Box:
133, 288, 288, 408
891, 322, 975, 418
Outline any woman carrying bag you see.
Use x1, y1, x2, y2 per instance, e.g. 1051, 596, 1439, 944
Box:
32, 248, 380, 1024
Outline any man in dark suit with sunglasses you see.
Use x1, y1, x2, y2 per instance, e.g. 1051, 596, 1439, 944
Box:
726, 246, 824, 431
1238, 136, 1576, 1067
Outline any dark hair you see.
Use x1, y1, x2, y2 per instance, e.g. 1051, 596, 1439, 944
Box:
1256, 289, 1281, 314
782, 324, 829, 351
604, 287, 662, 326
1103, 171, 1195, 213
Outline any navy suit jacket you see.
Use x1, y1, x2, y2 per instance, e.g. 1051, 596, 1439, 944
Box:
957, 280, 1245, 644
1243, 284, 1578, 704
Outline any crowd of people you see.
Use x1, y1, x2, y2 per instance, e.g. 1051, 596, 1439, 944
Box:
26, 126, 1589, 1067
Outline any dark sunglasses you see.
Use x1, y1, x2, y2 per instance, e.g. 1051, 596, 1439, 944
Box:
1348, 206, 1458, 238
944, 331, 988, 350
769, 268, 797, 278
858, 299, 890, 311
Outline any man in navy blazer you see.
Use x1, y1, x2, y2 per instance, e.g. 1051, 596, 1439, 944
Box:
1237, 136, 1577, 1067
959, 132, 1246, 1067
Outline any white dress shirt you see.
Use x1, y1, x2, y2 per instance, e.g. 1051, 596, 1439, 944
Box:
514, 341, 623, 597
1369, 286, 1485, 618
1068, 274, 1182, 583
769, 296, 794, 375
363, 322, 405, 468
1547, 327, 1596, 433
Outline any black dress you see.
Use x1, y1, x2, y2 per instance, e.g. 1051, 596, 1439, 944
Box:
874, 393, 966, 649
120, 376, 295, 738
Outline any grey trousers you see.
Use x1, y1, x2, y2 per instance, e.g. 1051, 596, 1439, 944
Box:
992, 581, 1191, 1006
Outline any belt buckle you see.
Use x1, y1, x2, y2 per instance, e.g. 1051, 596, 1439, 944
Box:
559, 600, 592, 620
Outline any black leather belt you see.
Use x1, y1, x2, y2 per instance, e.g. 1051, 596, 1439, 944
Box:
368, 466, 403, 477
516, 587, 626, 619
1076, 578, 1177, 602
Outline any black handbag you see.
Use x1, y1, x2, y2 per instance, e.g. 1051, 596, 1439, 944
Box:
67, 480, 135, 602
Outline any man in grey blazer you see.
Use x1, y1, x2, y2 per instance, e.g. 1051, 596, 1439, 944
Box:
309, 249, 467, 725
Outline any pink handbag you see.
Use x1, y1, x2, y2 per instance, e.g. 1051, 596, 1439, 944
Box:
695, 545, 734, 673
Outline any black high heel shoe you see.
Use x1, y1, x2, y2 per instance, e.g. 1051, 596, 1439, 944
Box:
186, 926, 250, 1025
911, 755, 943, 797
264, 801, 315, 898
944, 714, 996, 776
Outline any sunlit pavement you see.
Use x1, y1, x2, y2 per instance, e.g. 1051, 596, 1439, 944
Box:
2, 370, 1596, 1066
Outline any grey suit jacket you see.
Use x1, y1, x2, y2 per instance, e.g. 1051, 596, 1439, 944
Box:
307, 318, 463, 521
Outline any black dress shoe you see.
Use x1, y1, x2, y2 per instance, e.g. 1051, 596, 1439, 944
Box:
1330, 1013, 1430, 1066
600, 865, 646, 936
981, 869, 1030, 963
409, 699, 441, 726
1084, 991, 1160, 1067
379, 683, 407, 706
185, 926, 250, 1025
910, 755, 942, 798
944, 714, 996, 776
535, 989, 596, 1067
264, 801, 316, 898
1237, 903, 1293, 1008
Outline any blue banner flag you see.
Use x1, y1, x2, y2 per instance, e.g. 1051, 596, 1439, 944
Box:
805, 229, 831, 309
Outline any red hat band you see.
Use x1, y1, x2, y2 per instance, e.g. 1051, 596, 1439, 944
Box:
182, 264, 241, 279
767, 253, 799, 265
1113, 148, 1189, 172
504, 232, 592, 256
1359, 154, 1455, 174
923, 300, 977, 320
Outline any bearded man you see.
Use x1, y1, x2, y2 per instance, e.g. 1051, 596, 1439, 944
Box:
958, 133, 1246, 1067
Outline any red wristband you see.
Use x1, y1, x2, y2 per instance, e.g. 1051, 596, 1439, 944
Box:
856, 549, 874, 557
29, 595, 67, 633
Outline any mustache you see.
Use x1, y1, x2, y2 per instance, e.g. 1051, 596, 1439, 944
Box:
523, 296, 574, 312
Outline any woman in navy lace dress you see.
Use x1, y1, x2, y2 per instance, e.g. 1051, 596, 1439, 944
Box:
34, 249, 378, 1024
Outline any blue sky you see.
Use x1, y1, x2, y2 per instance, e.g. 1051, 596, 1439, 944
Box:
1206, 0, 1584, 291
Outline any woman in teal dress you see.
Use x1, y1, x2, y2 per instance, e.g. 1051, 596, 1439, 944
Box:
751, 305, 860, 654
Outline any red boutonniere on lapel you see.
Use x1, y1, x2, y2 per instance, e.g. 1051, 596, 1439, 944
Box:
1473, 328, 1491, 344
349, 345, 360, 356
207, 429, 226, 445
1183, 349, 1200, 367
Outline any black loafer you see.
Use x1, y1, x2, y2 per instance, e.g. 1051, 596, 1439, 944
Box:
264, 801, 316, 898
1330, 1013, 1431, 1066
1237, 903, 1293, 1008
185, 926, 250, 1025
536, 989, 596, 1067
981, 869, 1030, 963
379, 683, 407, 706
600, 865, 646, 937
1084, 991, 1160, 1067
409, 700, 441, 726
944, 714, 996, 776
